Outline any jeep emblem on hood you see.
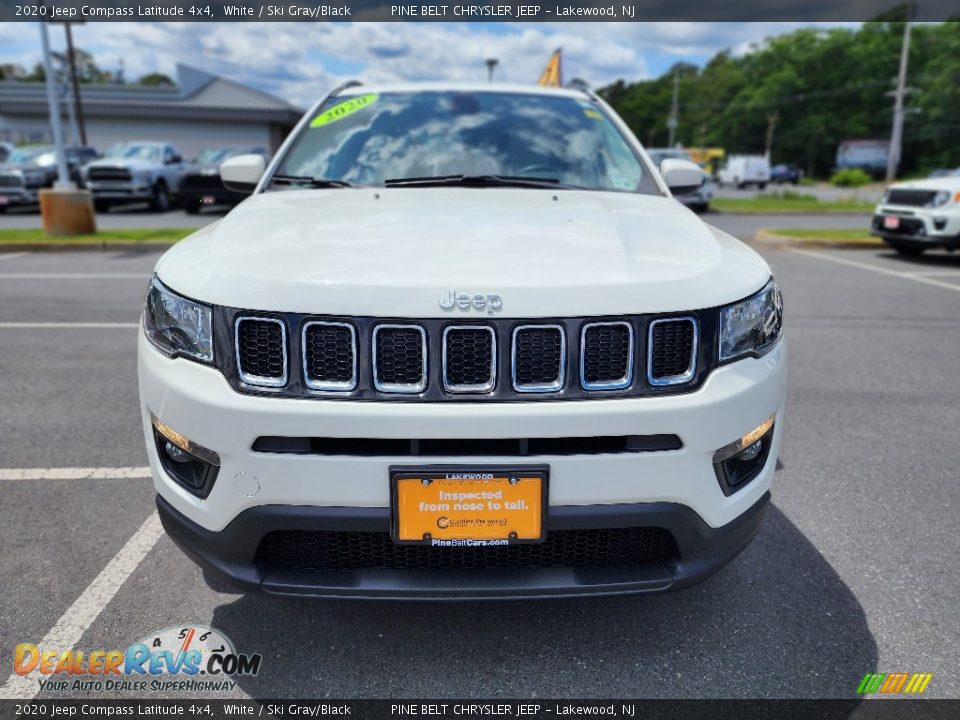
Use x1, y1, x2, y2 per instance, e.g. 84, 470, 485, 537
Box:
439, 290, 503, 315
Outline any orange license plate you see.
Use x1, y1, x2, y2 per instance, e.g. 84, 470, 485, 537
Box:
391, 468, 547, 546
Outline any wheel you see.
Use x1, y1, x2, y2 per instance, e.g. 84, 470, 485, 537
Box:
691, 202, 709, 213
149, 181, 170, 212
757, 183, 767, 190
93, 199, 111, 213
183, 200, 201, 215
887, 240, 925, 256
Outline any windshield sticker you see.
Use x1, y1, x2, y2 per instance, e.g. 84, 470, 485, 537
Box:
310, 93, 379, 128
583, 109, 602, 120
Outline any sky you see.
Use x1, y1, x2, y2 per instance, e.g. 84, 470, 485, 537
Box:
0, 22, 857, 107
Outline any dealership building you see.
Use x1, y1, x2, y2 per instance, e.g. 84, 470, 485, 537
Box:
0, 64, 302, 158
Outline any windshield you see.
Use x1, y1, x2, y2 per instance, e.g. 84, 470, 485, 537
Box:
274, 91, 659, 194
106, 144, 162, 162
195, 147, 248, 165
7, 146, 52, 164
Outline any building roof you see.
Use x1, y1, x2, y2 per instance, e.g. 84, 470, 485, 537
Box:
0, 64, 303, 124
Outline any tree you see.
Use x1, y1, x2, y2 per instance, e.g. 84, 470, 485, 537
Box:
137, 72, 175, 87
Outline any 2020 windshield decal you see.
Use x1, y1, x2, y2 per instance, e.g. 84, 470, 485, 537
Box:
310, 93, 380, 128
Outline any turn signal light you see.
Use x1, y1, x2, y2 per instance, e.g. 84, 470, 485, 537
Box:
713, 415, 775, 464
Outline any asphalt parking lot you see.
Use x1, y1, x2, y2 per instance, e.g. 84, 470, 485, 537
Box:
1, 215, 958, 701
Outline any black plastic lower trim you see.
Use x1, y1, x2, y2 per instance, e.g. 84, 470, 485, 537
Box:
156, 491, 770, 600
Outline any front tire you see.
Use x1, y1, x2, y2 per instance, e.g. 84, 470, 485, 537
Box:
93, 199, 111, 213
183, 199, 201, 215
149, 181, 170, 212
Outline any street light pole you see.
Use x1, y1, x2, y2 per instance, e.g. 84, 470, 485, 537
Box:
666, 71, 679, 147
64, 23, 88, 146
485, 58, 499, 83
39, 21, 71, 190
886, 13, 912, 182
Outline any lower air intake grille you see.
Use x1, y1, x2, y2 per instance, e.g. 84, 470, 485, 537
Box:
236, 317, 287, 387
649, 319, 696, 384
255, 527, 677, 570
373, 325, 426, 392
513, 325, 564, 391
581, 322, 633, 389
443, 326, 495, 392
303, 321, 356, 391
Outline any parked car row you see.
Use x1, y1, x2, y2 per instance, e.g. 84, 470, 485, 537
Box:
871, 173, 960, 256
0, 142, 268, 214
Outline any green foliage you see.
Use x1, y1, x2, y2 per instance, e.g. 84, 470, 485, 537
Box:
598, 22, 960, 177
830, 168, 873, 186
137, 73, 176, 87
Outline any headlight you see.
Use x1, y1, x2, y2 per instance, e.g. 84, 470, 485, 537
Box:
719, 280, 783, 362
143, 277, 213, 363
927, 190, 951, 208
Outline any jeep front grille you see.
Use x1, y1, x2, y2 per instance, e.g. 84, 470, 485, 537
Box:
218, 310, 709, 401
0, 173, 23, 188
512, 325, 565, 392
235, 317, 287, 388
88, 167, 132, 182
373, 325, 427, 393
885, 189, 938, 207
302, 321, 356, 392
648, 318, 697, 386
443, 325, 496, 393
581, 322, 633, 390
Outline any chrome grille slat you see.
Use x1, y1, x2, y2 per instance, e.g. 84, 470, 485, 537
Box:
235, 316, 288, 388
372, 324, 427, 393
512, 325, 565, 393
442, 325, 496, 393
302, 321, 357, 392
580, 321, 634, 390
647, 317, 698, 386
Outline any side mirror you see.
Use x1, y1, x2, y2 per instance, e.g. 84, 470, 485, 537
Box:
167, 154, 182, 165
221, 154, 266, 194
660, 158, 706, 195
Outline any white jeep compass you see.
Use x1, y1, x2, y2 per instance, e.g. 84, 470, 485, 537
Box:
139, 82, 786, 599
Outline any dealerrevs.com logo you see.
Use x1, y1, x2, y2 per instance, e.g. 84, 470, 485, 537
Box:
857, 672, 933, 695
13, 625, 261, 693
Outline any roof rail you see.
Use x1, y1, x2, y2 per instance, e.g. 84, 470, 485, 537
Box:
328, 80, 363, 98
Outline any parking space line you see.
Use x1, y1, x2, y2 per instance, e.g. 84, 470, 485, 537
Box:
0, 252, 29, 262
0, 513, 165, 700
0, 273, 151, 279
0, 467, 150, 481
787, 248, 960, 293
0, 322, 139, 329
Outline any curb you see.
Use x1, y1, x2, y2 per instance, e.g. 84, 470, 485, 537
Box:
755, 229, 884, 250
0, 242, 175, 252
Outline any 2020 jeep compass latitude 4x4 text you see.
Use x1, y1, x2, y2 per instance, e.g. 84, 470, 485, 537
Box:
139, 82, 786, 599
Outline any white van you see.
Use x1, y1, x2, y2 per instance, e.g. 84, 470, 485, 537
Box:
718, 155, 771, 189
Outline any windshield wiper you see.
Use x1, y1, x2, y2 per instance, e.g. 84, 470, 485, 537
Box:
270, 174, 354, 188
383, 174, 575, 189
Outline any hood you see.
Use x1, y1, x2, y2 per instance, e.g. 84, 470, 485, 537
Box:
891, 177, 960, 192
156, 188, 771, 317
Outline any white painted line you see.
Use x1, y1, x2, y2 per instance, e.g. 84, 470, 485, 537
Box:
0, 466, 151, 481
0, 512, 165, 700
0, 252, 29, 262
901, 270, 960, 277
0, 273, 150, 279
0, 322, 139, 329
787, 248, 960, 293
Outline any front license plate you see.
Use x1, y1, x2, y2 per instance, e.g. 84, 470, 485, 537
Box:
391, 467, 547, 546
883, 216, 900, 229
0, 196, 9, 205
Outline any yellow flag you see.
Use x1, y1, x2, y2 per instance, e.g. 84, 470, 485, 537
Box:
537, 49, 563, 87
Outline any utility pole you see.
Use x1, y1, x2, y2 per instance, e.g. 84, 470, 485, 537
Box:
64, 23, 87, 146
765, 111, 779, 159
886, 10, 912, 182
39, 22, 70, 189
485, 58, 498, 83
666, 71, 679, 147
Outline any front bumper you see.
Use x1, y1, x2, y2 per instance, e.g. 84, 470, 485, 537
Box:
87, 181, 153, 200
157, 490, 770, 599
871, 205, 960, 246
0, 188, 40, 206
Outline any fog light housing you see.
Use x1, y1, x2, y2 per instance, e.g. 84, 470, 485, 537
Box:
151, 414, 220, 499
933, 217, 947, 231
713, 415, 775, 496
